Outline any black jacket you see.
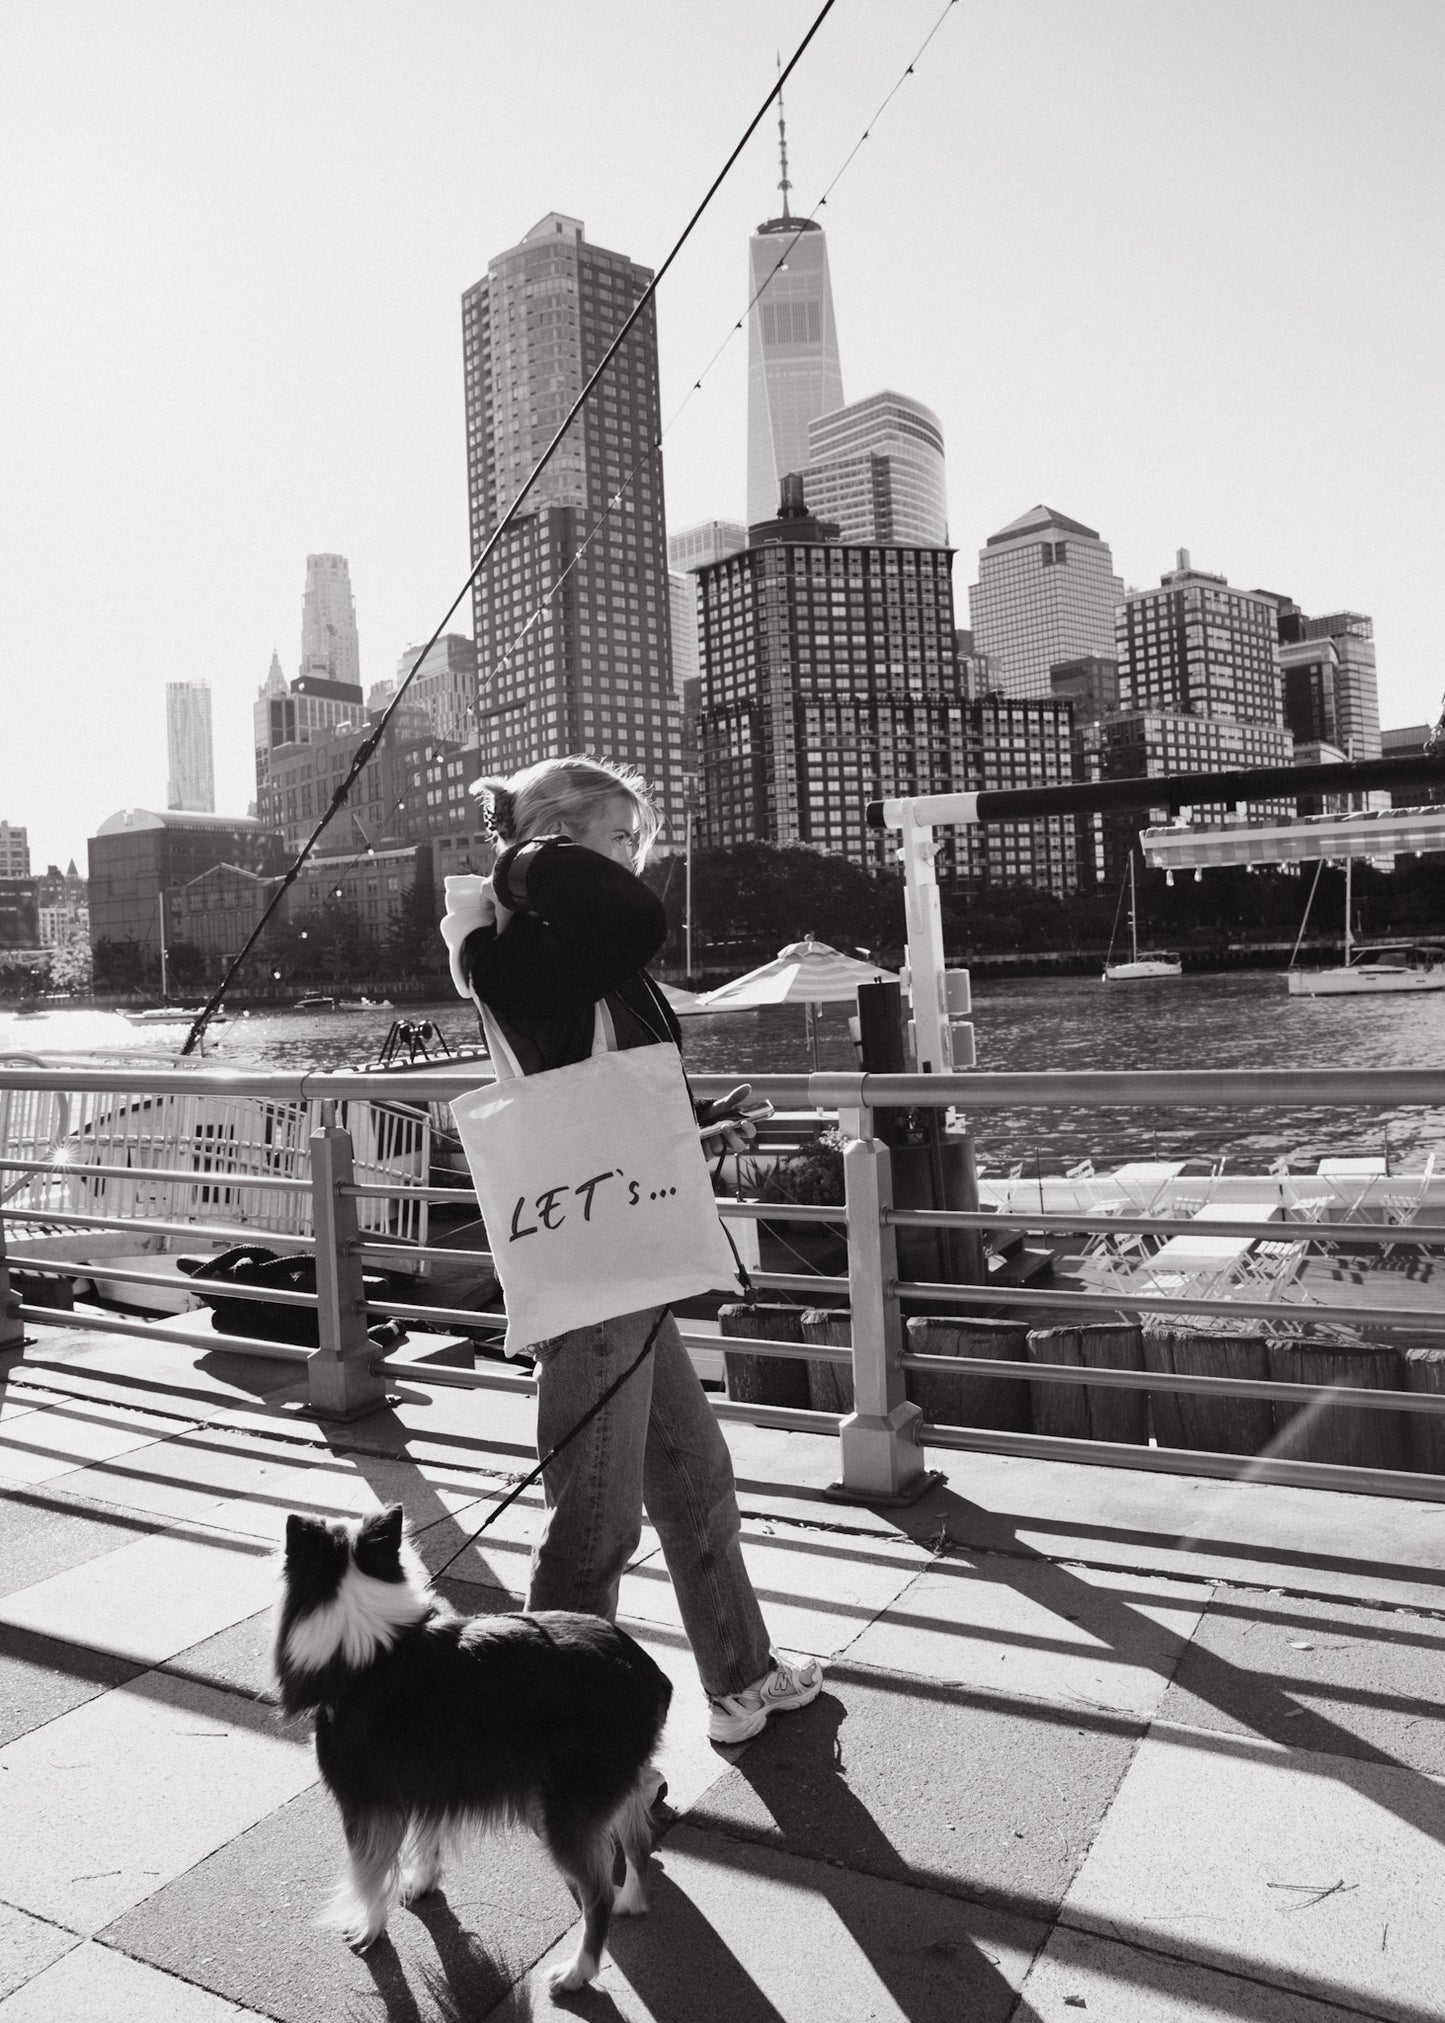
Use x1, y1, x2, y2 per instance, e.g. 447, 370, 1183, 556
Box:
461, 836, 682, 1076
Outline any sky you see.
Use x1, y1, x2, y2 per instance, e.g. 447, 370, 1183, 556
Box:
3, 0, 1443, 871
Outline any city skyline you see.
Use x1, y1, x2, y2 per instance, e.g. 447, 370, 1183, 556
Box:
3, 1, 1443, 866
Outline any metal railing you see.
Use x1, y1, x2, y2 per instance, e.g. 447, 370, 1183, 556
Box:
4, 1060, 1445, 1503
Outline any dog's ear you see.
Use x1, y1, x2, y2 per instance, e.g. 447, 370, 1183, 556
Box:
284, 1511, 315, 1559
360, 1504, 405, 1553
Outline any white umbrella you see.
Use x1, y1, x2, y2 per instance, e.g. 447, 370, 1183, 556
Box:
655, 980, 708, 1016
695, 938, 895, 1065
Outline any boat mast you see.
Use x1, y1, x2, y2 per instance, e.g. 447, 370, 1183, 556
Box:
158, 892, 168, 1002
1129, 850, 1139, 964
1344, 855, 1353, 967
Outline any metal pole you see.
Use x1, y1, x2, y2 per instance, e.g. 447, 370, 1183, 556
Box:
684, 787, 694, 984
899, 806, 951, 1074
307, 1117, 388, 1420
158, 892, 168, 1002
833, 1133, 930, 1503
0, 1212, 25, 1353
869, 751, 1445, 830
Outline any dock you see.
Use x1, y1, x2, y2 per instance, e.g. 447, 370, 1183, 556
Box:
4, 1319, 1445, 2020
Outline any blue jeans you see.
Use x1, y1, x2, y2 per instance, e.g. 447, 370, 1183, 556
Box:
526, 1306, 773, 1699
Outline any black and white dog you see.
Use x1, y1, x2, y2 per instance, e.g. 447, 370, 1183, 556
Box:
274, 1505, 672, 1992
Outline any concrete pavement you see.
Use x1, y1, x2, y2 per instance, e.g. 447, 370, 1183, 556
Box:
2, 1321, 1445, 2020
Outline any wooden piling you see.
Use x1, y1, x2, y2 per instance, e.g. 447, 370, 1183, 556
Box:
1027, 1321, 1147, 1445
904, 1315, 1031, 1431
719, 1302, 811, 1409
1143, 1330, 1275, 1454
1402, 1346, 1445, 1477
1267, 1337, 1407, 1471
800, 1308, 855, 1415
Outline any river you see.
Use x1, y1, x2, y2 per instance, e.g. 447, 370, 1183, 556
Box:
5, 972, 1445, 1174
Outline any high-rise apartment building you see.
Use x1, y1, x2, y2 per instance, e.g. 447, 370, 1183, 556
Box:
462, 213, 684, 838
1102, 553, 1292, 876
802, 391, 947, 547
969, 506, 1125, 699
745, 123, 844, 527
393, 635, 478, 747
1274, 610, 1380, 763
0, 822, 30, 878
253, 648, 365, 802
697, 480, 967, 874
961, 696, 1078, 897
1118, 553, 1284, 727
301, 554, 361, 689
165, 680, 215, 813
667, 522, 748, 693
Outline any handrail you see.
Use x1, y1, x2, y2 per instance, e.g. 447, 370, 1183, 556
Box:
893, 1275, 1445, 1335
8, 1061, 1445, 1109
7, 1056, 1445, 1503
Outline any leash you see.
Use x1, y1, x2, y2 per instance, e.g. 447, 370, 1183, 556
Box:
430, 1304, 672, 1581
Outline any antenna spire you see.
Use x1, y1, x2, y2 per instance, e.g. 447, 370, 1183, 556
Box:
776, 55, 791, 218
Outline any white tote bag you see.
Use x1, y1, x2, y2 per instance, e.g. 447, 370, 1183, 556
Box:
451, 1004, 741, 1354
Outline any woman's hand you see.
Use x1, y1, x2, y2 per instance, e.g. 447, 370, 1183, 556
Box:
698, 1083, 775, 1153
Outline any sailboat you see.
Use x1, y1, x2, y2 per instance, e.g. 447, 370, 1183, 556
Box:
124, 894, 228, 1023
1288, 855, 1445, 995
1103, 851, 1182, 982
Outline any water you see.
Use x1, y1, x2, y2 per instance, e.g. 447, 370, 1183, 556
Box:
6, 971, 1445, 1174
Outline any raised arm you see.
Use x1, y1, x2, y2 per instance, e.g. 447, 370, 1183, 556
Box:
464, 836, 667, 1020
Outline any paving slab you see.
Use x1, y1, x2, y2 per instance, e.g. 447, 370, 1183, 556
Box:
617, 1519, 932, 1660
14, 1330, 307, 1411
0, 1907, 79, 2004
0, 1525, 279, 1666
0, 1484, 165, 1600
0, 1940, 273, 2020
0, 1666, 315, 1933
1014, 1922, 1387, 2021
1058, 1723, 1445, 2021
690, 1658, 1143, 1918
1158, 1584, 1445, 1773
848, 1554, 1210, 1718
0, 1400, 193, 1487
106, 1779, 580, 2023
488, 1819, 1047, 2022
899, 1448, 1445, 1612
0, 1621, 144, 1747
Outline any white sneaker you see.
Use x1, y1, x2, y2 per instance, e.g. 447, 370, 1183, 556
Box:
708, 1656, 824, 1745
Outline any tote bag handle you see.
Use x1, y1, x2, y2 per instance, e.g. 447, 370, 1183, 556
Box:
480, 999, 615, 1081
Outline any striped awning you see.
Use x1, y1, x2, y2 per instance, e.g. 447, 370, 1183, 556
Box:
1141, 805, 1445, 871
696, 938, 894, 1010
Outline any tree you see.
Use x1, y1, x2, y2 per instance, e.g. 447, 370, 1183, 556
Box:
674, 843, 904, 966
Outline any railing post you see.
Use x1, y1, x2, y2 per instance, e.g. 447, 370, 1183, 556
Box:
307, 1116, 388, 1420
834, 1133, 932, 1502
0, 1213, 25, 1355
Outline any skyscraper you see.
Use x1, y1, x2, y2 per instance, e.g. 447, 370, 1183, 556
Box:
462, 212, 683, 837
1275, 610, 1381, 763
165, 680, 215, 813
696, 478, 967, 874
0, 822, 30, 878
969, 506, 1125, 699
1098, 552, 1293, 875
745, 109, 844, 527
301, 554, 361, 690
667, 521, 748, 693
393, 635, 478, 747
803, 391, 948, 546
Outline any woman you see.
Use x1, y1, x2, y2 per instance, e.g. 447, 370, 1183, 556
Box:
442, 754, 822, 1744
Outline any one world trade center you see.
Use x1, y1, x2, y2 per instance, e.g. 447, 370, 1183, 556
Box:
745, 105, 844, 527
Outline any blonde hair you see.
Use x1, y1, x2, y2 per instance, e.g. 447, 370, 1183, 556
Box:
472, 754, 662, 864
